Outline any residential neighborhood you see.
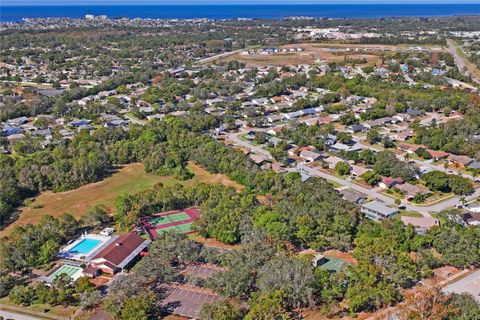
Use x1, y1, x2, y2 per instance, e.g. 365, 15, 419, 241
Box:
1, 10, 480, 320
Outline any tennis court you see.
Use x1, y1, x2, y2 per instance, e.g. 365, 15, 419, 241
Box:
46, 265, 83, 282
141, 208, 200, 239
150, 212, 191, 227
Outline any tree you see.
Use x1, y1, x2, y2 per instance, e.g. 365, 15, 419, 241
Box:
337, 132, 353, 144
382, 136, 395, 148
199, 300, 245, 320
339, 112, 358, 126
367, 129, 381, 145
81, 204, 111, 228
335, 161, 351, 176
245, 290, 289, 320
8, 285, 35, 306
396, 285, 457, 320
256, 257, 314, 308
80, 290, 102, 310
362, 171, 381, 186
448, 293, 480, 320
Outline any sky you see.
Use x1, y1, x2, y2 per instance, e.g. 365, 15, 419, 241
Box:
3, 0, 479, 5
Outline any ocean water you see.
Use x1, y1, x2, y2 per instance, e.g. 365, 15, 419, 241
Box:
1, 4, 479, 22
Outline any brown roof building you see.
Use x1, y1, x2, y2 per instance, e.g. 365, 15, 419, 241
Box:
89, 233, 150, 274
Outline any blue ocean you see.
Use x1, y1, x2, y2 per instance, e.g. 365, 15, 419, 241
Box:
1, 4, 479, 22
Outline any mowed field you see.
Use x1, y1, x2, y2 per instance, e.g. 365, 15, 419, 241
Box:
0, 162, 243, 237
224, 43, 383, 66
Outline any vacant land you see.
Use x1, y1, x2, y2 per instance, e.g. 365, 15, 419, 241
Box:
0, 162, 243, 237
224, 43, 388, 66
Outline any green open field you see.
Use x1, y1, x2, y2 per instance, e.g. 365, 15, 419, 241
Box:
1, 162, 243, 237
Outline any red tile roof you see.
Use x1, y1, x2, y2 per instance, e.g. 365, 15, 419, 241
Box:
427, 150, 450, 159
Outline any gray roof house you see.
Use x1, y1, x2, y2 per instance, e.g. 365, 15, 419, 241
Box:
361, 201, 400, 221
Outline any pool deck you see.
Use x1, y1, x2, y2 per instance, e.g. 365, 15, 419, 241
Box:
59, 234, 118, 261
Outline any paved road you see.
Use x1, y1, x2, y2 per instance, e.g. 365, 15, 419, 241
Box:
447, 39, 480, 85
198, 49, 245, 64
443, 269, 480, 304
227, 131, 480, 216
361, 141, 477, 182
0, 310, 42, 320
227, 132, 273, 158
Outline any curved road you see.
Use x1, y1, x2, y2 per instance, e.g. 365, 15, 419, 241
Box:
227, 132, 477, 217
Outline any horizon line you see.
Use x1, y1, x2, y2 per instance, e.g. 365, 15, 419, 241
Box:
4, 0, 478, 7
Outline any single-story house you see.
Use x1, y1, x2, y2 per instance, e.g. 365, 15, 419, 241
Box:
401, 216, 439, 234
339, 189, 368, 204
398, 143, 425, 154
299, 150, 323, 162
361, 201, 400, 221
379, 176, 404, 189
447, 154, 473, 169
324, 156, 344, 169
250, 154, 271, 166
395, 182, 430, 200
426, 150, 450, 160
392, 129, 414, 141
468, 161, 480, 170
460, 212, 480, 226
350, 164, 370, 177
346, 124, 367, 134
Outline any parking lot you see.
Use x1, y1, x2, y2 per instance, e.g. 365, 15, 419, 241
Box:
160, 285, 223, 318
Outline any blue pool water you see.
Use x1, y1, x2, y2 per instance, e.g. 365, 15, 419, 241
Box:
69, 238, 101, 254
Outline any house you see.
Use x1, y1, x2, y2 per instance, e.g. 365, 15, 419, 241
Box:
299, 150, 323, 162
426, 149, 450, 160
339, 189, 367, 204
250, 154, 271, 166
361, 201, 400, 221
406, 108, 423, 117
398, 143, 425, 154
350, 165, 370, 178
460, 212, 480, 226
330, 142, 364, 153
267, 114, 285, 123
266, 126, 286, 136
88, 232, 151, 275
7, 116, 29, 126
468, 161, 480, 170
252, 98, 270, 106
346, 124, 367, 133
325, 134, 337, 146
396, 182, 430, 200
1, 126, 23, 136
447, 154, 473, 169
364, 119, 385, 129
392, 129, 414, 141
69, 119, 91, 127
401, 216, 439, 234
324, 156, 344, 169
379, 176, 404, 189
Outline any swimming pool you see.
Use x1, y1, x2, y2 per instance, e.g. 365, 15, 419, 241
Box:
69, 238, 101, 254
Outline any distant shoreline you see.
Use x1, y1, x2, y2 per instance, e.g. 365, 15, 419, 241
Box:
1, 4, 479, 23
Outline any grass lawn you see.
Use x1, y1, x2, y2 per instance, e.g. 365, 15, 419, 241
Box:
396, 210, 424, 218
1, 162, 243, 237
